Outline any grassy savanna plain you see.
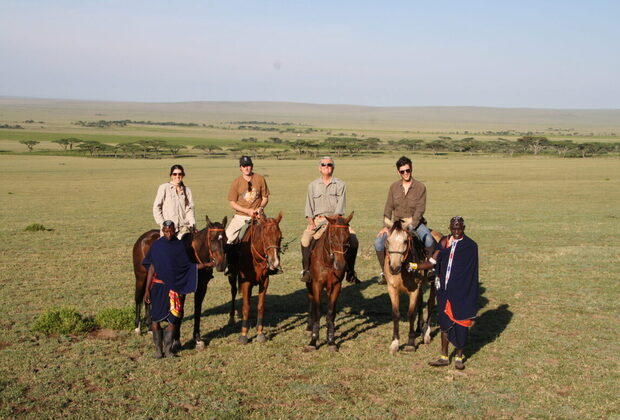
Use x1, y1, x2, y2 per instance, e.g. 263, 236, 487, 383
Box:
0, 153, 618, 418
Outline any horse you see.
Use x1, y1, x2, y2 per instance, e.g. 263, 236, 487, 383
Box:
230, 212, 283, 344
132, 215, 227, 350
305, 212, 354, 351
383, 219, 438, 355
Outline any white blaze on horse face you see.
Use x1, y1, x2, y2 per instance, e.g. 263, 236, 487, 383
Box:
387, 229, 408, 272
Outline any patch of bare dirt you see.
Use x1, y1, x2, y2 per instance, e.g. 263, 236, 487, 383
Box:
89, 328, 119, 340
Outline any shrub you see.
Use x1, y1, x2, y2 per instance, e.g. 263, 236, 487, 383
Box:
31, 307, 95, 335
94, 307, 134, 330
24, 223, 47, 232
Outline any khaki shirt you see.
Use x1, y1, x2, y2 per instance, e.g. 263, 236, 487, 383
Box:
305, 177, 346, 218
153, 182, 196, 228
227, 173, 270, 216
383, 178, 426, 227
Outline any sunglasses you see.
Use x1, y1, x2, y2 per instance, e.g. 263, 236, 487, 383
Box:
399, 169, 411, 174
172, 172, 184, 176
321, 163, 334, 167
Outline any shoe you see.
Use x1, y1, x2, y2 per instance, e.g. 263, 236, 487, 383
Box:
455, 356, 465, 370
377, 273, 387, 285
428, 356, 449, 367
300, 270, 311, 283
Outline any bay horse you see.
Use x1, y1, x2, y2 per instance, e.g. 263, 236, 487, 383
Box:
231, 212, 283, 344
132, 215, 227, 350
305, 212, 353, 351
383, 219, 438, 355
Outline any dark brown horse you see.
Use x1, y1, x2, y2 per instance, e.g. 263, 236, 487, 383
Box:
305, 212, 353, 351
132, 215, 227, 350
383, 219, 440, 355
230, 212, 283, 344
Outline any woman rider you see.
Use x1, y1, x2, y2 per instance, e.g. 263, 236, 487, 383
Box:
153, 164, 196, 238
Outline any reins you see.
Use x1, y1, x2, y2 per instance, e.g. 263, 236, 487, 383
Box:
192, 227, 225, 267
249, 218, 281, 265
320, 222, 350, 268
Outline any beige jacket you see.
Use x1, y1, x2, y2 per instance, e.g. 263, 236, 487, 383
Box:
153, 182, 196, 229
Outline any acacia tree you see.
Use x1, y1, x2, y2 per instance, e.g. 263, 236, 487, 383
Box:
19, 140, 39, 152
193, 144, 222, 157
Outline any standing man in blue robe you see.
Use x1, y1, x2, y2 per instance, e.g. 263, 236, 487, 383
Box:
143, 220, 209, 358
411, 216, 479, 370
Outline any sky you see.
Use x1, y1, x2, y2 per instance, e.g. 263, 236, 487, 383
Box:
1, 0, 618, 108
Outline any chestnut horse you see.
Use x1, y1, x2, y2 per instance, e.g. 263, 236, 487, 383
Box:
305, 212, 353, 351
132, 215, 227, 350
383, 219, 438, 355
231, 212, 283, 344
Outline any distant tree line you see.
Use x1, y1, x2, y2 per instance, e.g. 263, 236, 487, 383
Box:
73, 120, 202, 128
1, 124, 23, 129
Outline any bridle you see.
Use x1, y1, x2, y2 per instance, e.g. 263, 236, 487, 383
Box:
386, 230, 412, 266
322, 222, 350, 266
192, 227, 225, 267
249, 218, 281, 265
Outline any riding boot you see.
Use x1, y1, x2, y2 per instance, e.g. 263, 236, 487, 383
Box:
152, 329, 163, 359
345, 237, 360, 284
376, 250, 387, 285
300, 244, 312, 283
163, 329, 177, 358
225, 243, 238, 276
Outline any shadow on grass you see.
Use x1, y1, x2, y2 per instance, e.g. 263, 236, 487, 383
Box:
466, 303, 513, 358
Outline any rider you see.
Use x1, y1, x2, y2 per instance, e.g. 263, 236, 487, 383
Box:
143, 220, 209, 358
410, 216, 479, 370
300, 156, 359, 284
153, 164, 196, 239
225, 156, 270, 278
375, 156, 436, 284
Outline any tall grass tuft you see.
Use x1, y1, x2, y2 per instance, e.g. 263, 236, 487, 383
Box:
31, 307, 95, 335
24, 223, 48, 232
94, 307, 134, 330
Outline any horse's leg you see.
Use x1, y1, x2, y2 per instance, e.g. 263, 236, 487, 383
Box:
388, 284, 401, 355
305, 281, 313, 335
406, 284, 422, 351
306, 280, 321, 350
238, 281, 251, 344
326, 279, 342, 351
134, 269, 147, 334
193, 273, 208, 349
416, 282, 425, 334
228, 275, 238, 326
424, 279, 437, 344
255, 277, 269, 343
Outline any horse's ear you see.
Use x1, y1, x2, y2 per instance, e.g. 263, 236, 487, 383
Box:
344, 211, 354, 224
275, 211, 283, 223
205, 214, 212, 227
222, 216, 228, 228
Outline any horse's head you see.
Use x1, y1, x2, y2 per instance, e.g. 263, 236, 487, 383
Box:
204, 214, 228, 272
260, 211, 283, 271
385, 219, 410, 275
324, 212, 353, 272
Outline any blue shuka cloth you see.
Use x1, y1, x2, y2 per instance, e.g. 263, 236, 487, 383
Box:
143, 237, 198, 295
436, 234, 479, 348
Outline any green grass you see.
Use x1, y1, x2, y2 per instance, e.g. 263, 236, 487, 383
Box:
0, 154, 619, 418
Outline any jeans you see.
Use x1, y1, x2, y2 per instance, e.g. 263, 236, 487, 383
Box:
374, 223, 435, 251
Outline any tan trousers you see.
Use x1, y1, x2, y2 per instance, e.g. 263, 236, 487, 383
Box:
301, 216, 356, 247
226, 214, 251, 244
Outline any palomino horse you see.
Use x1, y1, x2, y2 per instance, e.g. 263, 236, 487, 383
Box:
132, 215, 227, 350
305, 212, 353, 351
384, 219, 436, 355
231, 212, 283, 344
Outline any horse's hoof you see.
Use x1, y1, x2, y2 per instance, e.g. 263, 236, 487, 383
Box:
256, 333, 267, 343
389, 340, 399, 355
238, 335, 249, 345
404, 345, 416, 352
328, 344, 339, 352
172, 340, 182, 353
195, 340, 206, 350
134, 327, 141, 335
303, 345, 318, 352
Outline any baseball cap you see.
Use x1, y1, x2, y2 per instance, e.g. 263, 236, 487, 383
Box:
239, 156, 253, 167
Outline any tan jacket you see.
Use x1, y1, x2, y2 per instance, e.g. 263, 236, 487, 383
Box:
153, 182, 196, 229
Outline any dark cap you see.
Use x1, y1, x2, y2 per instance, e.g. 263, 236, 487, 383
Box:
239, 156, 253, 167
162, 220, 175, 228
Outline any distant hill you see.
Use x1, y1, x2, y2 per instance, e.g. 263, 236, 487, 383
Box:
0, 97, 618, 132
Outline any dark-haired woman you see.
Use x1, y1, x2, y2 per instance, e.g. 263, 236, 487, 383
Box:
153, 164, 195, 238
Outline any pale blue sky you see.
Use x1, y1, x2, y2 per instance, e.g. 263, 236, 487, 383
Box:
1, 0, 618, 108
